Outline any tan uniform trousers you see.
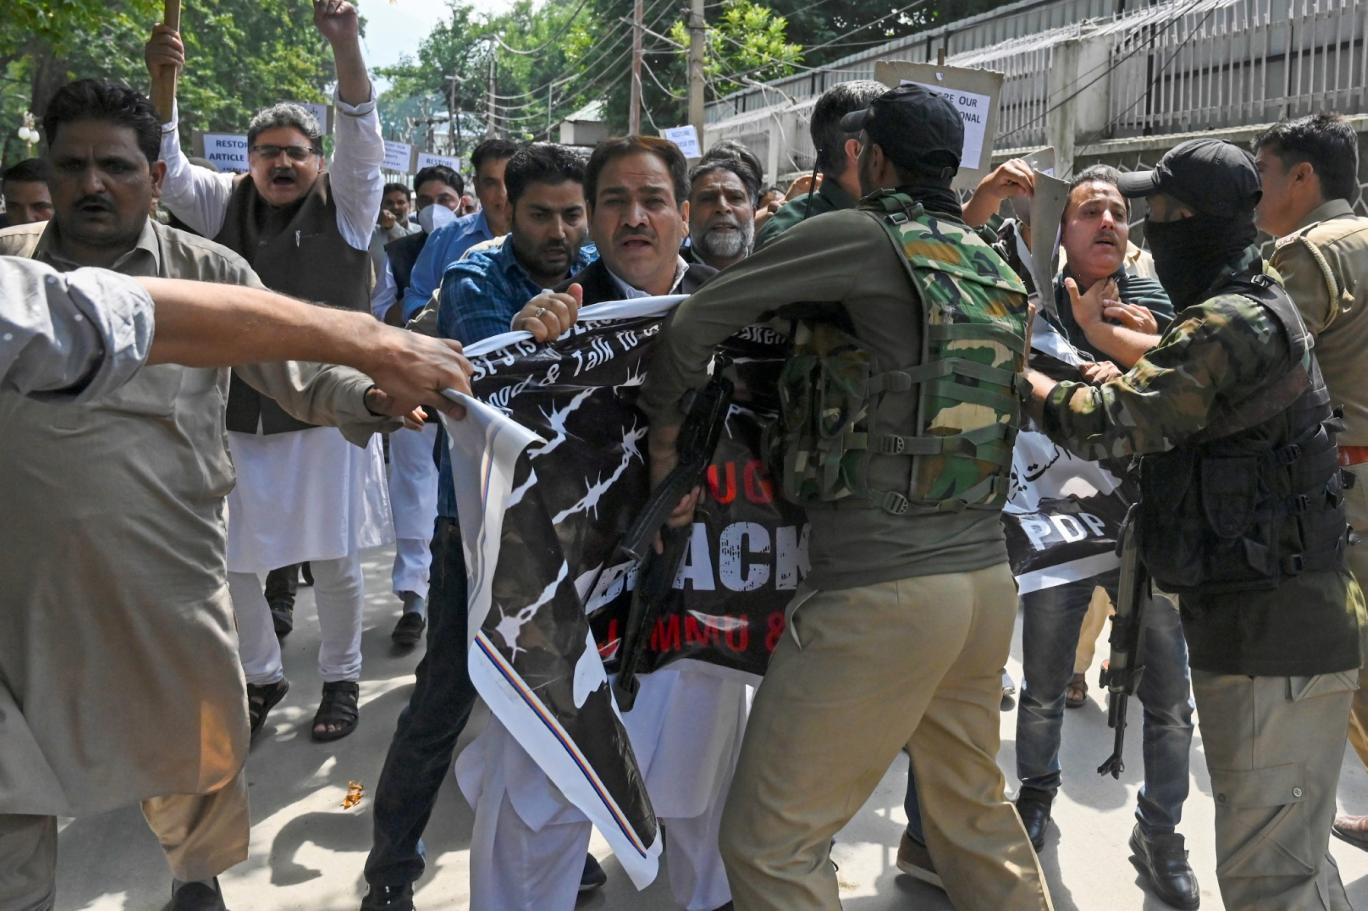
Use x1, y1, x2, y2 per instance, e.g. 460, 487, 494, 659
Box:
0, 770, 249, 911
1341, 461, 1368, 767
719, 562, 1052, 911
1191, 669, 1354, 911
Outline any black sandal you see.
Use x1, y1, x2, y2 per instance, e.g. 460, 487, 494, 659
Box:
312, 681, 360, 742
247, 678, 290, 738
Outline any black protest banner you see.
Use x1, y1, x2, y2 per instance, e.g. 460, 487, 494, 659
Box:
444, 296, 807, 887
460, 298, 807, 682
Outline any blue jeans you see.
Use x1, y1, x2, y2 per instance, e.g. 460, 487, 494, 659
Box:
1016, 572, 1193, 834
364, 518, 479, 888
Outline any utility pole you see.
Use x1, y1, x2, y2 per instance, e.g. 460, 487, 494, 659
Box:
629, 0, 643, 135
485, 42, 498, 137
445, 73, 460, 157
687, 0, 706, 145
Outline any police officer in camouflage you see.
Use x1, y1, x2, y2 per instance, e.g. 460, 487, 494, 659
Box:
641, 84, 1052, 911
1024, 138, 1364, 911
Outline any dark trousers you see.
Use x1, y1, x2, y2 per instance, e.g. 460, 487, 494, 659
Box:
264, 564, 299, 607
364, 518, 479, 888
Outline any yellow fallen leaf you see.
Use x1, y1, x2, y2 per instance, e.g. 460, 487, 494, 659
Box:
343, 780, 365, 810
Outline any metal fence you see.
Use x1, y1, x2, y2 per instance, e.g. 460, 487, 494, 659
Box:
1104, 0, 1368, 138
704, 0, 1119, 123
706, 0, 1368, 180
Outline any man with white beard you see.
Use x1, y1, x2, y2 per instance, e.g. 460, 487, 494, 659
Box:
686, 156, 758, 272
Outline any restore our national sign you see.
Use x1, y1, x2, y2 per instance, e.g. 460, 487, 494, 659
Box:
440, 295, 1131, 887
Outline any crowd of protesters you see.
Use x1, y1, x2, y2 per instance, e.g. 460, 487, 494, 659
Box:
2, 2, 1368, 910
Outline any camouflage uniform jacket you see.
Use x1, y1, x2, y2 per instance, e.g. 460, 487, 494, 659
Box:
1040, 245, 1362, 675
754, 179, 857, 252
642, 194, 1015, 592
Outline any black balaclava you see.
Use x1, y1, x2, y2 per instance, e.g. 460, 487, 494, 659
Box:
1145, 209, 1258, 310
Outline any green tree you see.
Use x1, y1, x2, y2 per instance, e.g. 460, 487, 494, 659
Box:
667, 0, 802, 105
2, 0, 338, 168
370, 0, 1021, 160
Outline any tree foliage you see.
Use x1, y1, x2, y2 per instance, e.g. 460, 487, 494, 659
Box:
375, 0, 1017, 152
667, 0, 803, 103
1, 0, 336, 168
0, 0, 1021, 170
376, 0, 804, 151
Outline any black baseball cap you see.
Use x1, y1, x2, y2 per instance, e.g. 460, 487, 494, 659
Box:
1117, 138, 1262, 217
839, 83, 964, 173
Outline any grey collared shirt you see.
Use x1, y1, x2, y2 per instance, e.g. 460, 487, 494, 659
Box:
0, 256, 153, 401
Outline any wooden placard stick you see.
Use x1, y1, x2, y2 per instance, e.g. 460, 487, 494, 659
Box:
151, 0, 182, 124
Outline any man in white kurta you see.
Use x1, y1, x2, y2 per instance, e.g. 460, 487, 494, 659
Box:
149, 0, 390, 741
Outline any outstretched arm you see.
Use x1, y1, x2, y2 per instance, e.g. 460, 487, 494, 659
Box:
137, 276, 473, 416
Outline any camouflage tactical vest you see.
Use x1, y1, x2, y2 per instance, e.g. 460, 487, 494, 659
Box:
770, 191, 1030, 515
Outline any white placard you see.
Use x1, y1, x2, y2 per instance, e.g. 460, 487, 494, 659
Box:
200, 133, 249, 172
661, 125, 701, 159
287, 100, 331, 135
383, 140, 414, 173
416, 152, 461, 172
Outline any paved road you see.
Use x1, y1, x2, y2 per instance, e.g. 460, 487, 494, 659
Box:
57, 545, 1368, 910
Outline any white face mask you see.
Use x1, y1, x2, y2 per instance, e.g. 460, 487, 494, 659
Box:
417, 203, 458, 235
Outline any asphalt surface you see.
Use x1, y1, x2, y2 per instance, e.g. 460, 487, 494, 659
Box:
56, 544, 1368, 910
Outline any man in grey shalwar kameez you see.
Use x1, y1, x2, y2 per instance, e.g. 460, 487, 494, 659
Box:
0, 79, 427, 911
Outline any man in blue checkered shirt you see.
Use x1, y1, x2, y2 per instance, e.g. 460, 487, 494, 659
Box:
359, 142, 598, 911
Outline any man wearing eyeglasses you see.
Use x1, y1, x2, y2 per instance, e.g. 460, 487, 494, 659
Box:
147, 0, 389, 744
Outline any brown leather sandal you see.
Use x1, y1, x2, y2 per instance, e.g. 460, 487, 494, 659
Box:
1065, 672, 1088, 708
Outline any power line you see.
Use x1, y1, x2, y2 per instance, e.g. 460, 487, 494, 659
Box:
494, 39, 644, 129
502, 38, 638, 113
487, 26, 633, 101
499, 69, 635, 134
491, 0, 593, 56
642, 57, 686, 101
488, 0, 677, 104
801, 0, 930, 56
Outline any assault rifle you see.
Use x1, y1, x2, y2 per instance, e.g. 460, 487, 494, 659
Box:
612, 369, 734, 710
1098, 503, 1150, 779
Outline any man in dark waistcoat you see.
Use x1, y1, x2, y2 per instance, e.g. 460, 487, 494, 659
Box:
148, 0, 388, 743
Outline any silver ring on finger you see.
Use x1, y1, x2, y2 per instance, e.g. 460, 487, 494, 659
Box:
534, 306, 547, 319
